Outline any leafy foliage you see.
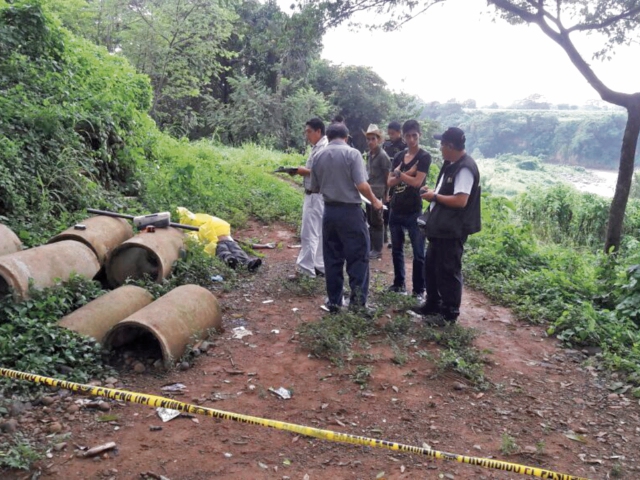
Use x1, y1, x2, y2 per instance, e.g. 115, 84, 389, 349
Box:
0, 276, 111, 394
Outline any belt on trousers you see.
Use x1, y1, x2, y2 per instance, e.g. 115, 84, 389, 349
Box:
304, 189, 314, 195
324, 201, 359, 207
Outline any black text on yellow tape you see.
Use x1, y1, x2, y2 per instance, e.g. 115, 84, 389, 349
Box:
0, 367, 589, 480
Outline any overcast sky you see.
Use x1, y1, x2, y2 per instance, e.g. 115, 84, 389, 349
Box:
292, 0, 640, 107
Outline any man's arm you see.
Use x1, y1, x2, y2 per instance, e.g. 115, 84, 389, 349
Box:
421, 189, 469, 208
295, 167, 311, 177
357, 182, 383, 210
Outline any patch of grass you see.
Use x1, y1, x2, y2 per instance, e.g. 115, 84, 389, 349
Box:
500, 433, 519, 455
282, 273, 325, 297
418, 324, 487, 387
0, 434, 42, 470
351, 365, 372, 389
298, 310, 376, 366
390, 342, 408, 365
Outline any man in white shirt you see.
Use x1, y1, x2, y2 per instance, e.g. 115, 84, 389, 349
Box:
291, 118, 328, 277
412, 127, 481, 325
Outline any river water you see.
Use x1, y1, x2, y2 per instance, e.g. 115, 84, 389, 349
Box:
570, 168, 619, 198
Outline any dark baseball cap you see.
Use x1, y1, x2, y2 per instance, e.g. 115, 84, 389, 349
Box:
434, 127, 466, 148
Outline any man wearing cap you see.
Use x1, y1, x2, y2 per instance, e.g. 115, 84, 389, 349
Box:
290, 118, 329, 278
364, 124, 391, 259
413, 127, 481, 325
382, 121, 407, 247
310, 123, 383, 313
387, 119, 431, 299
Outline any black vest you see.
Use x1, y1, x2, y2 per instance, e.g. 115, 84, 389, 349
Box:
424, 154, 481, 239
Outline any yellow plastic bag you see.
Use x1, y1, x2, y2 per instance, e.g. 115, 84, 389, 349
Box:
176, 207, 231, 256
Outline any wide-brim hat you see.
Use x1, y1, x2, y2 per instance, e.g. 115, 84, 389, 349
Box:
363, 124, 384, 139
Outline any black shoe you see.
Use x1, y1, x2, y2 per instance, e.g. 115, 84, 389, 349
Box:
387, 243, 392, 249
348, 304, 375, 319
247, 258, 262, 272
226, 257, 238, 270
422, 314, 451, 327
387, 284, 407, 294
408, 303, 440, 316
314, 268, 325, 277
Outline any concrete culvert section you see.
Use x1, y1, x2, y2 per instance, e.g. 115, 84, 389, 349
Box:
48, 216, 134, 264
0, 240, 100, 300
105, 227, 184, 287
58, 285, 154, 343
103, 285, 222, 368
0, 224, 22, 257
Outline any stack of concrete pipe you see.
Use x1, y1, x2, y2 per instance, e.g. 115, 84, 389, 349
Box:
59, 284, 222, 368
0, 224, 22, 257
0, 215, 186, 299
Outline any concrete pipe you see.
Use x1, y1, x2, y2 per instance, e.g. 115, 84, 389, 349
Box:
48, 216, 134, 264
0, 224, 22, 257
59, 285, 154, 343
105, 227, 184, 287
0, 240, 100, 300
104, 285, 222, 368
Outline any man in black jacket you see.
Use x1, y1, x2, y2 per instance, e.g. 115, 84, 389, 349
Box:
413, 127, 481, 325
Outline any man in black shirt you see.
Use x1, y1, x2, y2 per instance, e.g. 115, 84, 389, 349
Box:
382, 121, 407, 247
386, 120, 431, 299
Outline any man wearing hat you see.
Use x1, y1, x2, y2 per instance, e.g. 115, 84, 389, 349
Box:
413, 127, 481, 325
364, 124, 391, 259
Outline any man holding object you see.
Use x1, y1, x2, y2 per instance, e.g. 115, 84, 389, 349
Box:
413, 127, 481, 325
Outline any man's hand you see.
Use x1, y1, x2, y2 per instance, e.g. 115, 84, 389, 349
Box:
372, 198, 383, 210
420, 188, 436, 202
406, 164, 418, 176
288, 167, 300, 176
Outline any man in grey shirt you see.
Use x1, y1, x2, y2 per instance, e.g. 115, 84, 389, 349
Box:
311, 123, 383, 313
290, 118, 328, 277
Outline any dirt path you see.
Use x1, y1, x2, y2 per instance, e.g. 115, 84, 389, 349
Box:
4, 222, 640, 480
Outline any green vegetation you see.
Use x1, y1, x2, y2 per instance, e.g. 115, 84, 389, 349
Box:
0, 276, 111, 394
500, 432, 519, 455
0, 434, 41, 470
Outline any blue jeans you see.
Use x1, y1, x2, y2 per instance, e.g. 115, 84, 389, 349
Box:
323, 204, 370, 308
389, 210, 425, 295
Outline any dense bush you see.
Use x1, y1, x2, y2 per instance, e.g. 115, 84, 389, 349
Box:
465, 194, 640, 383
0, 1, 156, 243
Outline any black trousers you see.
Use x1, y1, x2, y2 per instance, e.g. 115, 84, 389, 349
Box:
323, 203, 370, 308
216, 240, 261, 271
424, 236, 467, 320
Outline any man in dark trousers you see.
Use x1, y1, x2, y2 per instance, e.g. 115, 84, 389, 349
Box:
382, 121, 407, 247
413, 127, 481, 325
386, 119, 431, 300
310, 123, 383, 313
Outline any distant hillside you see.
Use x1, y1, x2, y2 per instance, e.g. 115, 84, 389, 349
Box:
421, 102, 634, 169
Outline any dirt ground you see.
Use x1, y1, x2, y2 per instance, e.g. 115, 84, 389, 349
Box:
3, 222, 640, 480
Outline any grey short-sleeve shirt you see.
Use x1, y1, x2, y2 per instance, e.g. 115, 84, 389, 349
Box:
310, 140, 368, 204
303, 136, 328, 190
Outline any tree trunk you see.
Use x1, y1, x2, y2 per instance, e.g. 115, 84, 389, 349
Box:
605, 101, 640, 253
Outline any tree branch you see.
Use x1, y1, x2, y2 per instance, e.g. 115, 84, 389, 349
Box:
490, 0, 633, 107
567, 5, 640, 33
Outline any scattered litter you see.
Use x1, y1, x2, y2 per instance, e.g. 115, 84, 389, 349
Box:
224, 452, 233, 458
320, 305, 330, 312
149, 426, 162, 431
82, 441, 117, 458
251, 243, 276, 249
232, 327, 253, 339
161, 383, 188, 393
292, 308, 299, 312
140, 472, 171, 480
156, 408, 181, 423
258, 461, 269, 470
565, 432, 587, 443
271, 329, 280, 334
287, 244, 302, 249
262, 299, 274, 304
211, 275, 224, 282
269, 387, 292, 400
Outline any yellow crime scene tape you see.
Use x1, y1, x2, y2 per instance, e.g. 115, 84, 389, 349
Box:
0, 367, 589, 480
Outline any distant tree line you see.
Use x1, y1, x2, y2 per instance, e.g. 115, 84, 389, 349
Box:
421, 100, 636, 169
